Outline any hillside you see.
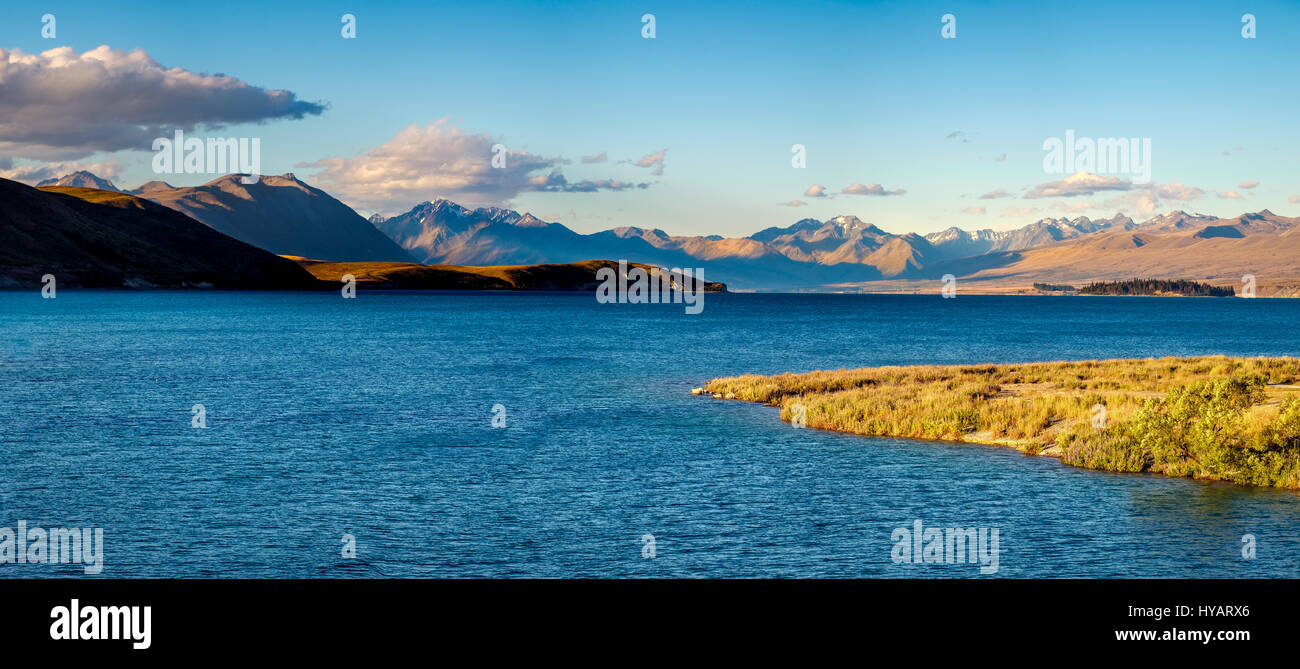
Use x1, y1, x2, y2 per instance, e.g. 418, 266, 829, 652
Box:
0, 178, 320, 289
140, 174, 415, 263
946, 210, 1300, 288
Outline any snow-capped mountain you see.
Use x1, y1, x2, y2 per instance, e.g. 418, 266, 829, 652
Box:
36, 170, 122, 192
925, 214, 1135, 259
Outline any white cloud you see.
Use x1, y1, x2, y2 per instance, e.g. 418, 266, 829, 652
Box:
841, 182, 905, 196
804, 184, 827, 198
1149, 182, 1205, 201
777, 200, 807, 207
1218, 190, 1244, 200
0, 45, 325, 160
304, 120, 644, 212
1024, 174, 1206, 218
1238, 180, 1259, 189
978, 188, 1012, 199
961, 206, 986, 215
1090, 184, 1203, 218
1024, 171, 1131, 198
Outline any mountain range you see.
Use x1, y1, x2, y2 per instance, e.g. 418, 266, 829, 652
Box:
923, 214, 1136, 259
15, 170, 1300, 292
371, 197, 1300, 290
36, 171, 413, 263
929, 209, 1300, 291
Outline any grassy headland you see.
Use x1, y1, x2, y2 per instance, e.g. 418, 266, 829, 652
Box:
704, 356, 1300, 488
289, 257, 728, 292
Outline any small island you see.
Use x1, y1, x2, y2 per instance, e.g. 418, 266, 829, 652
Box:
1078, 279, 1234, 297
703, 356, 1300, 488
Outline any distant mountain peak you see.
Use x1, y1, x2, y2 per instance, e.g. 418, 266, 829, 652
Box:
36, 170, 121, 192
748, 217, 835, 243
514, 212, 550, 228
129, 180, 176, 195
1141, 210, 1219, 230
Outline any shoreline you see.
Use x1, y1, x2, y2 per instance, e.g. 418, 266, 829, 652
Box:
701, 356, 1300, 489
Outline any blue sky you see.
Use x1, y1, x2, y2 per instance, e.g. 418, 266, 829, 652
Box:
1, 0, 1298, 237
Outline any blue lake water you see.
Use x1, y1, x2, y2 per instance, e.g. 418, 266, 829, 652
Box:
2, 291, 1298, 578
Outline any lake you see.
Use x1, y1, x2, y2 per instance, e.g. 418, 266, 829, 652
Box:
2, 291, 1298, 577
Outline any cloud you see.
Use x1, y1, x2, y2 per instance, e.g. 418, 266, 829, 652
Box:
580, 153, 608, 164
634, 149, 666, 175
1239, 180, 1259, 189
1024, 171, 1131, 198
841, 182, 905, 196
804, 184, 827, 198
1290, 195, 1300, 204
961, 206, 986, 215
1080, 182, 1203, 217
945, 130, 970, 143
1024, 177, 1203, 217
1076, 182, 1206, 218
1218, 190, 1244, 200
0, 45, 326, 160
1000, 207, 1038, 217
0, 158, 126, 184
994, 153, 1007, 162
978, 188, 1012, 199
304, 120, 644, 212
1222, 146, 1243, 156
778, 200, 807, 207
1149, 182, 1205, 201
527, 172, 648, 193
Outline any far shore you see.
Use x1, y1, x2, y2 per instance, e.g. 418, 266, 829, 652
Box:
817, 279, 1300, 298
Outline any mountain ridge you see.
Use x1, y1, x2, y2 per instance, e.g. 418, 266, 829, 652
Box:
25, 170, 1300, 291
112, 172, 414, 263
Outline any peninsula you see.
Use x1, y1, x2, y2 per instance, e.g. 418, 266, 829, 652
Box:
703, 356, 1300, 488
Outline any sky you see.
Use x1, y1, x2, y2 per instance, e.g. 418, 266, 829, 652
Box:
1, 0, 1298, 238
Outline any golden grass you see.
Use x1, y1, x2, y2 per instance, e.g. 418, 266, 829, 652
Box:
705, 356, 1300, 488
290, 261, 423, 283
39, 186, 144, 206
